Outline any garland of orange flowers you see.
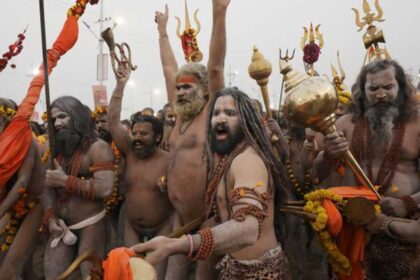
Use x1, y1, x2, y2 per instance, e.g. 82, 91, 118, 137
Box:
92, 106, 107, 119
41, 147, 50, 164
303, 189, 351, 276
105, 142, 123, 213
0, 188, 36, 252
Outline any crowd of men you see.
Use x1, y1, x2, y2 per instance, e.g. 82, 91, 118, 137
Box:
1, 0, 420, 279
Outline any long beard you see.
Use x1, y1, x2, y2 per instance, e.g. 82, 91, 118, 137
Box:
55, 127, 81, 158
174, 96, 205, 121
365, 103, 399, 148
210, 125, 245, 155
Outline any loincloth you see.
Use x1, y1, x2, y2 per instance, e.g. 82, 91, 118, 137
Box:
365, 233, 420, 280
216, 245, 291, 280
50, 209, 106, 248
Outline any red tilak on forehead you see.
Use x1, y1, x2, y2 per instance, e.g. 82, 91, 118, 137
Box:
177, 74, 198, 84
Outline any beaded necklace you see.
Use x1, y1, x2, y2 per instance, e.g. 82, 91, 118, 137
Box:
351, 117, 406, 194
105, 141, 123, 213
56, 149, 83, 203
205, 141, 247, 222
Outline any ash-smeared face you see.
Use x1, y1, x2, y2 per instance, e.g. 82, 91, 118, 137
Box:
210, 95, 244, 155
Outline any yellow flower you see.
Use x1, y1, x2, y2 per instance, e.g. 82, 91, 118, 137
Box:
1, 244, 9, 252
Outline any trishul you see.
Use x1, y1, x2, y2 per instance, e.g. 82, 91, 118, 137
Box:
279, 48, 295, 62
352, 0, 390, 62
300, 23, 324, 50
330, 51, 347, 92
175, 0, 203, 62
352, 0, 384, 32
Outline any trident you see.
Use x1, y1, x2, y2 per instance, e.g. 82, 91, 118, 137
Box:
278, 48, 295, 111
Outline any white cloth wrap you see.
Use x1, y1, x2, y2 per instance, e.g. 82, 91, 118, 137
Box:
50, 209, 106, 248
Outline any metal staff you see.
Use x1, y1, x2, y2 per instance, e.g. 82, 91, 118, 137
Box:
278, 48, 295, 111
39, 0, 56, 163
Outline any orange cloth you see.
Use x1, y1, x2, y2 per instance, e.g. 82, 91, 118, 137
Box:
322, 199, 342, 237
327, 186, 379, 280
0, 15, 79, 196
102, 247, 136, 280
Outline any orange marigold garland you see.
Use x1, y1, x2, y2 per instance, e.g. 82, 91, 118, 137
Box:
92, 106, 107, 119
0, 188, 37, 252
67, 0, 99, 19
105, 142, 123, 213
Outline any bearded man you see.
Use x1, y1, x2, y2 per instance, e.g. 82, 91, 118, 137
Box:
315, 59, 420, 280
108, 64, 172, 280
154, 0, 231, 278
43, 96, 114, 279
131, 87, 291, 279
159, 103, 176, 151
0, 98, 44, 280
93, 106, 112, 144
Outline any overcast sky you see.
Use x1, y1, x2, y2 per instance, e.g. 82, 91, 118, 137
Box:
1, 0, 419, 119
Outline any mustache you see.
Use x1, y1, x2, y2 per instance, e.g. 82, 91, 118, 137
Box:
366, 101, 397, 110
214, 123, 230, 134
132, 140, 145, 146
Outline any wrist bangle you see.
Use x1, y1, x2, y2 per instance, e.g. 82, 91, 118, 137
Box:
186, 234, 194, 258
159, 34, 168, 39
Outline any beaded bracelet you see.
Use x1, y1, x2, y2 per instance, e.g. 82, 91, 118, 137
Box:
189, 228, 215, 261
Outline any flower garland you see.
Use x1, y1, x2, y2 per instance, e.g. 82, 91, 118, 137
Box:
0, 188, 36, 252
92, 106, 107, 119
0, 28, 27, 72
303, 189, 351, 276
303, 43, 321, 65
67, 0, 89, 18
105, 142, 123, 213
41, 147, 50, 164
0, 105, 16, 118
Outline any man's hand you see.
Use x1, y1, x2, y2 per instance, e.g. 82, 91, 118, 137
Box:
323, 131, 348, 159
366, 213, 386, 234
130, 236, 187, 266
380, 197, 408, 217
115, 63, 131, 87
155, 4, 169, 36
45, 160, 67, 188
266, 118, 281, 136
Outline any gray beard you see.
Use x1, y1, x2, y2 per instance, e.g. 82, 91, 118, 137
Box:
365, 104, 399, 149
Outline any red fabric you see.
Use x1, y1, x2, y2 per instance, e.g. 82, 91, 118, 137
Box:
102, 247, 135, 280
327, 186, 379, 280
0, 15, 80, 196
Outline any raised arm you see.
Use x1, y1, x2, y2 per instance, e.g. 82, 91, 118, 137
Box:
155, 4, 178, 105
207, 0, 231, 96
108, 64, 131, 154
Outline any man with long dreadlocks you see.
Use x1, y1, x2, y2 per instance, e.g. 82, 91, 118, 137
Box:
315, 59, 420, 280
43, 96, 114, 279
131, 87, 291, 279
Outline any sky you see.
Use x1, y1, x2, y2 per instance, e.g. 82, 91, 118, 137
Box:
1, 0, 419, 120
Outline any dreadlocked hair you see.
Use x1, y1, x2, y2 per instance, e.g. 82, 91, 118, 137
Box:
207, 87, 291, 244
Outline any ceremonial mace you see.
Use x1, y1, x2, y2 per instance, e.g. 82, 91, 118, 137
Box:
279, 59, 381, 199
39, 0, 56, 163
248, 46, 273, 119
101, 27, 137, 78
